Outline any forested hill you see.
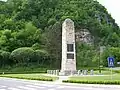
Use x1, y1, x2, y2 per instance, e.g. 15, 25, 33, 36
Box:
0, 0, 120, 69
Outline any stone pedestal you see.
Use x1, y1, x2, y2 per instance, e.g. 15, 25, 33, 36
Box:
60, 18, 76, 76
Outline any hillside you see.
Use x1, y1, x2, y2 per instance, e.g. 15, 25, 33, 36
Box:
0, 0, 120, 71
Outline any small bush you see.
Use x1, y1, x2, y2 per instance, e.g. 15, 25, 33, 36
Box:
10, 47, 34, 64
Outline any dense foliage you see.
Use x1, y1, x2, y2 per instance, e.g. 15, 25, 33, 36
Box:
102, 47, 120, 67
0, 0, 120, 70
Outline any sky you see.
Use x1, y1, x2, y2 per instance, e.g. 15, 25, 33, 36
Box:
1, 0, 120, 26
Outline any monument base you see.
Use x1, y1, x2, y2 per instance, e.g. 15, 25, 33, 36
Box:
59, 70, 77, 76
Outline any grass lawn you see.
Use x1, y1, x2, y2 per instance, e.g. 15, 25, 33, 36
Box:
93, 70, 116, 75
70, 74, 120, 81
0, 66, 47, 74
0, 74, 58, 81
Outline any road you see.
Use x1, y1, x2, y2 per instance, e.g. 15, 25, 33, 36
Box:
0, 78, 120, 90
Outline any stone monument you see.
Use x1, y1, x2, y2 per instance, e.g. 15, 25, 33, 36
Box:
60, 18, 77, 76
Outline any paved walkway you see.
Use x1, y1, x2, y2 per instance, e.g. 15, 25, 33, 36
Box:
42, 74, 70, 83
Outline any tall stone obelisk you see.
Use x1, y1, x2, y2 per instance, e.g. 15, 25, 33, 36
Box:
60, 18, 76, 76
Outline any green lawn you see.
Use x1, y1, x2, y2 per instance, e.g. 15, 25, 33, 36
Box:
0, 74, 58, 81
0, 66, 48, 74
70, 74, 120, 81
93, 70, 116, 75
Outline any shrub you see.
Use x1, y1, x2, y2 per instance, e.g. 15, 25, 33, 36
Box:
33, 49, 49, 63
63, 80, 120, 85
10, 47, 34, 64
0, 75, 53, 81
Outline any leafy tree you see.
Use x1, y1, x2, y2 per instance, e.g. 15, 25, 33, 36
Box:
76, 43, 97, 68
16, 22, 41, 47
102, 47, 120, 67
0, 50, 10, 67
43, 22, 62, 68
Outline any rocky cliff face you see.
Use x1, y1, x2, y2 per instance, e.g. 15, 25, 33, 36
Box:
75, 29, 94, 45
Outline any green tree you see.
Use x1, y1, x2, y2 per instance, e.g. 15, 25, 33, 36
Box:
0, 50, 10, 67
16, 22, 41, 47
43, 22, 62, 68
102, 47, 120, 67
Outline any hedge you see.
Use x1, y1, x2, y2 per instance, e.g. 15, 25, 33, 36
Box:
63, 80, 120, 85
0, 71, 46, 74
0, 75, 53, 81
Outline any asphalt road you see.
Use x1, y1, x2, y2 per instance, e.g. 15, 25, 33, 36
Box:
0, 78, 120, 90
